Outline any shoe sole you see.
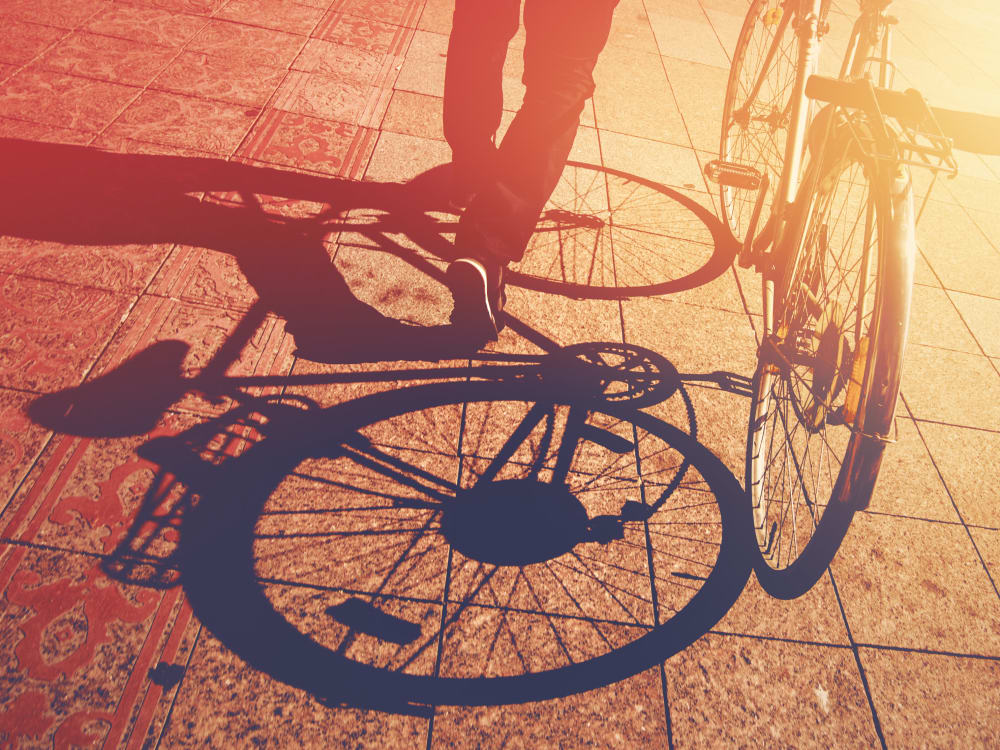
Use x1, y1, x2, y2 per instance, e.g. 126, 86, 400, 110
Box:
446, 259, 498, 340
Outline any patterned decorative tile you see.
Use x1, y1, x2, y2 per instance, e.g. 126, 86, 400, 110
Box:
103, 90, 258, 155
314, 11, 410, 56
0, 70, 140, 133
0, 389, 52, 507
151, 51, 287, 107
327, 0, 424, 28
82, 4, 209, 47
0, 0, 108, 29
0, 237, 173, 294
87, 294, 295, 418
237, 108, 378, 177
116, 0, 228, 15
0, 273, 134, 393
149, 245, 260, 311
0, 117, 92, 144
272, 70, 382, 127
0, 546, 199, 750
216, 0, 325, 36
36, 31, 178, 88
0, 19, 67, 66
292, 37, 385, 82
187, 19, 307, 69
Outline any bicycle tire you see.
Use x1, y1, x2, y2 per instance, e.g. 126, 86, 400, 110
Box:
178, 379, 749, 705
744, 125, 913, 599
720, 0, 801, 246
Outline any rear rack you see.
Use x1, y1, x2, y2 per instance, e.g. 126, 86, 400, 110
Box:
806, 75, 958, 179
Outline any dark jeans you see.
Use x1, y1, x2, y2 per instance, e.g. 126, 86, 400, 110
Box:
444, 0, 619, 264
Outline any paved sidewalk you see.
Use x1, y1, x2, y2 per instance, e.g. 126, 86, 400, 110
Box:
1, 0, 998, 747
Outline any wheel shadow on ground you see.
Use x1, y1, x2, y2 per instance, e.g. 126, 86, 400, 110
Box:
30, 341, 755, 712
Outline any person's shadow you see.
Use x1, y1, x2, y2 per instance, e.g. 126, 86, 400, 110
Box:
1, 137, 480, 363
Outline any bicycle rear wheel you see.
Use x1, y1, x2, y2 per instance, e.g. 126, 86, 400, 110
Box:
720, 0, 800, 245
745, 128, 912, 598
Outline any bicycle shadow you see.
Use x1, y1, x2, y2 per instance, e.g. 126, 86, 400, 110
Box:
31, 342, 753, 712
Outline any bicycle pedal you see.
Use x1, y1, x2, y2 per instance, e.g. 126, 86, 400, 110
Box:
704, 160, 763, 190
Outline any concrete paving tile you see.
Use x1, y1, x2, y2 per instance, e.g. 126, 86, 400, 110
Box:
0, 69, 140, 134
598, 131, 704, 191
393, 29, 446, 98
664, 633, 880, 748
35, 31, 178, 88
187, 19, 307, 69
915, 200, 1000, 299
216, 0, 325, 37
965, 206, 1000, 261
915, 421, 1000, 529
969, 527, 1000, 592
907, 283, 980, 354
607, 0, 660, 54
381, 89, 443, 140
593, 46, 688, 146
438, 597, 652, 680
949, 289, 1000, 358
945, 173, 1000, 216
82, 4, 210, 47
701, 5, 744, 63
333, 243, 451, 328
859, 648, 1000, 749
716, 572, 852, 646
0, 544, 198, 749
0, 19, 67, 66
900, 345, 1000, 432
0, 274, 133, 393
831, 513, 1000, 655
0, 64, 15, 84
150, 50, 287, 108
866, 416, 961, 523
0, 389, 51, 508
501, 288, 623, 356
160, 628, 430, 747
416, 0, 452, 35
103, 90, 257, 155
255, 465, 451, 612
648, 9, 730, 69
661, 56, 728, 154
363, 130, 450, 184
430, 667, 669, 746
622, 296, 756, 379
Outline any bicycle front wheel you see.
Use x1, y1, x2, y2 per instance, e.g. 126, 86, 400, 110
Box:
745, 130, 912, 598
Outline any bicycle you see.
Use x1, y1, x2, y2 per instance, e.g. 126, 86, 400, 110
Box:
708, 0, 1000, 597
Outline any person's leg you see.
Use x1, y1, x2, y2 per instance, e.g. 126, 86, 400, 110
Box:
443, 0, 521, 204
448, 0, 618, 340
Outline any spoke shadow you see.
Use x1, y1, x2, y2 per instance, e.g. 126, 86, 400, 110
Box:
81, 353, 754, 711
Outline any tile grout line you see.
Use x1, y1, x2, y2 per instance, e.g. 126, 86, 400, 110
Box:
900, 393, 1000, 603
824, 567, 890, 749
